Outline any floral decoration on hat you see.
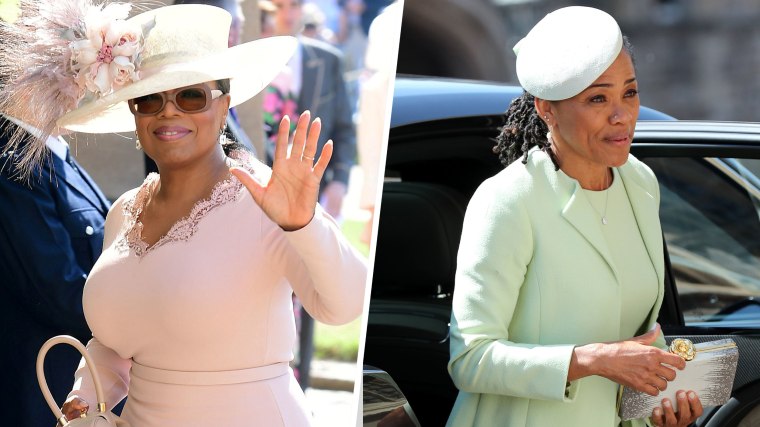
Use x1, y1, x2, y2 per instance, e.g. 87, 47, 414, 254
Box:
69, 3, 150, 99
0, 0, 154, 178
0, 1, 296, 181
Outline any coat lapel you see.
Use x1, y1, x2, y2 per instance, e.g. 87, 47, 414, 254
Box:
529, 150, 622, 286
53, 151, 110, 215
299, 42, 325, 113
618, 164, 664, 292
549, 154, 663, 290
534, 150, 665, 335
560, 180, 622, 286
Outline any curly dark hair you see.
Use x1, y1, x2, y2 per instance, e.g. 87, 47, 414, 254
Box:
493, 37, 635, 168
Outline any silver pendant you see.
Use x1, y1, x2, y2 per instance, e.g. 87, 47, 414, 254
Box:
602, 217, 608, 225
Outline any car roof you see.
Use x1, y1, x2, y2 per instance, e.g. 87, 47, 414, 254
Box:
391, 75, 676, 128
634, 120, 760, 141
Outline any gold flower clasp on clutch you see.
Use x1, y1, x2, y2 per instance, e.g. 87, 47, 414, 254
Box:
669, 338, 696, 361
619, 338, 739, 421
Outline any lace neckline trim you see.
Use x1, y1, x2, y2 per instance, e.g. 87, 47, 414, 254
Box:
116, 155, 252, 258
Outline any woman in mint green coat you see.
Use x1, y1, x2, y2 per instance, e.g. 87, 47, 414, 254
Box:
447, 7, 703, 427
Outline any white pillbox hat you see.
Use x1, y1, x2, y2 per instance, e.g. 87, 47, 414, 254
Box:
513, 6, 623, 101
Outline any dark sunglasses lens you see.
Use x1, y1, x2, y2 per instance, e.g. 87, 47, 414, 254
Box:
133, 93, 164, 114
176, 88, 208, 112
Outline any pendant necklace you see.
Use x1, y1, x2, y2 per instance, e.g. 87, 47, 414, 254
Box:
600, 169, 610, 225
588, 169, 611, 225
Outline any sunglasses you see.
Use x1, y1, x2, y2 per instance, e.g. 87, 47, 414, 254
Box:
128, 85, 224, 116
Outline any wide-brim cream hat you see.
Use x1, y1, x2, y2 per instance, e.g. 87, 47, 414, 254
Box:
58, 4, 297, 133
513, 6, 622, 101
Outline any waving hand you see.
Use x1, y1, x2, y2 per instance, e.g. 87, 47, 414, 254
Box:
231, 111, 332, 231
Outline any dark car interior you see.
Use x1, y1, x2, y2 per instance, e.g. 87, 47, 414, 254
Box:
364, 116, 504, 426
366, 182, 466, 427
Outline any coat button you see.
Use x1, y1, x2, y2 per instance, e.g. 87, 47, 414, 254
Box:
85, 226, 94, 236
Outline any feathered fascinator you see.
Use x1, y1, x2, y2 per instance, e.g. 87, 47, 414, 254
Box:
0, 0, 297, 179
0, 0, 156, 177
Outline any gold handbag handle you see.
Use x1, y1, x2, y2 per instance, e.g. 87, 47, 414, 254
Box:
36, 335, 108, 426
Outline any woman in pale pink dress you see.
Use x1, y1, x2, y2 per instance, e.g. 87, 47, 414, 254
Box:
0, 2, 366, 426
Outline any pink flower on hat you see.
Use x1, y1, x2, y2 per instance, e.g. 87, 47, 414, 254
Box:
69, 4, 143, 97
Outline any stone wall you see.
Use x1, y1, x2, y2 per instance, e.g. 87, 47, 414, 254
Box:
397, 0, 760, 121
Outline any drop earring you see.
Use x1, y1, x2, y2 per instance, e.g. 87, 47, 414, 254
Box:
218, 126, 227, 144
135, 132, 141, 150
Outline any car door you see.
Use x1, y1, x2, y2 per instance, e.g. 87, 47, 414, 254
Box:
632, 121, 760, 427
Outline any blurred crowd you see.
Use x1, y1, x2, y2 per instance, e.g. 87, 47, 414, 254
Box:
255, 0, 400, 391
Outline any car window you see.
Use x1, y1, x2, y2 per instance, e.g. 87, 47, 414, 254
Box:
643, 157, 760, 326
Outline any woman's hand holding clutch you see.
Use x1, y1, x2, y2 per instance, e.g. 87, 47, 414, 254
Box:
650, 390, 703, 427
570, 324, 686, 395
570, 323, 703, 425
231, 111, 333, 231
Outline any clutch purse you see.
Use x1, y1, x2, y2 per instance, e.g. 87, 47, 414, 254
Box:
618, 338, 739, 421
37, 335, 130, 427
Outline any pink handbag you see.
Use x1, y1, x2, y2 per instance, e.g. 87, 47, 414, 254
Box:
37, 335, 130, 427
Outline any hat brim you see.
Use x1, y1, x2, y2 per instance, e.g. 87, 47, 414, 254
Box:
58, 36, 297, 133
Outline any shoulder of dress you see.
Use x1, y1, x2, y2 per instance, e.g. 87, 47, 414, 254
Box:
108, 187, 140, 215
470, 151, 560, 220
624, 153, 652, 172
484, 156, 538, 192
111, 174, 157, 220
621, 154, 658, 188
469, 168, 531, 217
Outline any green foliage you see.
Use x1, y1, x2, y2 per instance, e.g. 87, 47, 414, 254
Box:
313, 317, 362, 362
341, 218, 370, 258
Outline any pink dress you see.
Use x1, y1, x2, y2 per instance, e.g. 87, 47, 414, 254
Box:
67, 156, 367, 426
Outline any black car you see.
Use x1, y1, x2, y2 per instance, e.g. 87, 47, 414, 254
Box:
362, 76, 760, 427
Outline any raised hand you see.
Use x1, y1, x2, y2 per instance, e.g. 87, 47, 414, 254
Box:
231, 111, 332, 231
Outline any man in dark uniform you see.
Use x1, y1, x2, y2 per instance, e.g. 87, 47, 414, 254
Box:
0, 117, 110, 427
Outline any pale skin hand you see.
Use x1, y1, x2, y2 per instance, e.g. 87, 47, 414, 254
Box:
568, 323, 702, 426
231, 111, 333, 231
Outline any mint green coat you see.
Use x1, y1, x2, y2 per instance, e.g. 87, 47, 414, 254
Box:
447, 149, 665, 427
